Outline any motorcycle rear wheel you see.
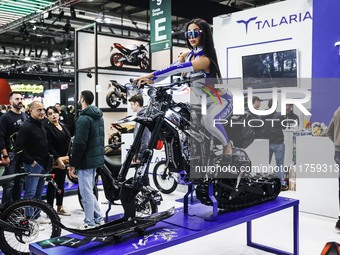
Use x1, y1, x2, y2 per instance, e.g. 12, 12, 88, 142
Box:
106, 91, 121, 108
110, 53, 124, 67
0, 199, 61, 255
139, 56, 150, 70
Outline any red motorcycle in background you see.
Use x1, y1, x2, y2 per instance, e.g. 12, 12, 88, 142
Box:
110, 43, 150, 70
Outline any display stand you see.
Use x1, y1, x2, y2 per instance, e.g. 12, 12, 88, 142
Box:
29, 196, 299, 255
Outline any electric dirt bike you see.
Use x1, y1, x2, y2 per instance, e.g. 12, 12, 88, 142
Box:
110, 43, 150, 70
58, 141, 173, 240
69, 143, 159, 216
132, 76, 281, 211
0, 172, 62, 255
59, 76, 279, 241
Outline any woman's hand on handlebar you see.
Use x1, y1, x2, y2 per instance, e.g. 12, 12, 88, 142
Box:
134, 73, 154, 88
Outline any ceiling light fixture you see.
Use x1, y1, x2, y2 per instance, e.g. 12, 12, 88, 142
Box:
87, 70, 92, 78
65, 40, 72, 51
57, 10, 64, 21
43, 11, 52, 20
70, 6, 76, 19
63, 19, 71, 33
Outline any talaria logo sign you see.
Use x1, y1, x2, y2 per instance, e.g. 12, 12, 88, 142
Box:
237, 11, 313, 34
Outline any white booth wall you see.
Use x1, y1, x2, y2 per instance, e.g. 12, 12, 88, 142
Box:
213, 0, 339, 219
213, 0, 313, 114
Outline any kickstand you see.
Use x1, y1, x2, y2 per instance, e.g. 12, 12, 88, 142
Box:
105, 199, 112, 223
190, 185, 195, 203
184, 184, 194, 214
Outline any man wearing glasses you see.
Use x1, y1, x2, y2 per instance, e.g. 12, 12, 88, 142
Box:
0, 92, 27, 204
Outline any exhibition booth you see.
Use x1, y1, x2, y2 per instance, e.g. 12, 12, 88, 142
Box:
31, 0, 336, 253
73, 0, 340, 219
1, 0, 340, 254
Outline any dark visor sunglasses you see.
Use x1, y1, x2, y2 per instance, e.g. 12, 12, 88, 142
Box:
185, 30, 202, 39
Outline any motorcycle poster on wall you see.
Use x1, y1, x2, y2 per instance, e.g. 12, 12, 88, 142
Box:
110, 43, 151, 70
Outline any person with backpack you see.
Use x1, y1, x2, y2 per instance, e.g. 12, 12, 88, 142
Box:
0, 91, 28, 204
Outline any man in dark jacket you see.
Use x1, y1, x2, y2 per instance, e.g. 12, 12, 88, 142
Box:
282, 104, 300, 129
15, 101, 49, 204
129, 95, 151, 184
262, 99, 287, 190
0, 91, 27, 204
69, 90, 104, 229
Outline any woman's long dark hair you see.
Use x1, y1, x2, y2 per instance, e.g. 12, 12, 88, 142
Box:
185, 18, 221, 79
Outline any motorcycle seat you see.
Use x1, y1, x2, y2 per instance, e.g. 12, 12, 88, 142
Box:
104, 155, 121, 173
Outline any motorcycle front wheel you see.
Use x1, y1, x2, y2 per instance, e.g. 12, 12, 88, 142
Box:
152, 160, 178, 194
135, 190, 158, 217
106, 91, 121, 108
0, 199, 61, 255
139, 56, 150, 70
110, 53, 124, 67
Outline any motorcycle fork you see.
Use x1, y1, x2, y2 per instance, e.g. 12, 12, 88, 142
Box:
117, 125, 144, 182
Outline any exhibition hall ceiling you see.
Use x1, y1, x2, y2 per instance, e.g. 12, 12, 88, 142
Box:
0, 0, 282, 80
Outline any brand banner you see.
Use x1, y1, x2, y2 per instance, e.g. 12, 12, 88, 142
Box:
150, 0, 171, 53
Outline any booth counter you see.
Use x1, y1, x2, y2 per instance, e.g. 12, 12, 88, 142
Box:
295, 136, 338, 218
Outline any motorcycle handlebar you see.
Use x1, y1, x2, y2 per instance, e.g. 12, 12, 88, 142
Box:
130, 73, 206, 90
105, 142, 124, 149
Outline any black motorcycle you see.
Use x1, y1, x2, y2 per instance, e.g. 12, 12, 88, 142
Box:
129, 76, 281, 212
106, 80, 127, 109
59, 76, 280, 241
59, 137, 173, 240
110, 43, 150, 70
68, 142, 160, 217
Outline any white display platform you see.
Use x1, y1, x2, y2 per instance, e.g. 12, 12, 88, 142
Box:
295, 136, 338, 218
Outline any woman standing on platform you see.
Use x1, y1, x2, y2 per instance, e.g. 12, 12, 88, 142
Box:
45, 106, 71, 216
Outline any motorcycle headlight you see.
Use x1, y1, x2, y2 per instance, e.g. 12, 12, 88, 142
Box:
147, 88, 157, 102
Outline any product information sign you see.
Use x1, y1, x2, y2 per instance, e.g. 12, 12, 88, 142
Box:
150, 0, 171, 53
